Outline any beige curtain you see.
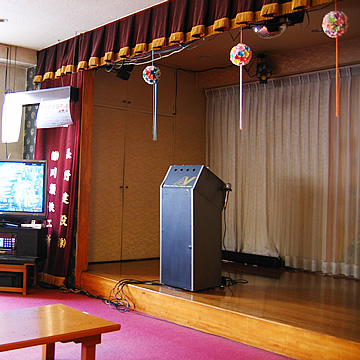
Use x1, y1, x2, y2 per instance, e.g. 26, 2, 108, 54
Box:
206, 65, 360, 277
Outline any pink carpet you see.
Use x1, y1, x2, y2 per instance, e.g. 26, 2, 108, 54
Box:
0, 287, 292, 359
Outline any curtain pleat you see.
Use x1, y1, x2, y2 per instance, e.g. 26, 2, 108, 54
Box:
34, 50, 47, 84
133, 8, 152, 54
63, 37, 79, 75
292, 0, 311, 10
233, 0, 256, 24
55, 41, 67, 79
213, 0, 232, 32
260, 1, 280, 18
206, 65, 360, 278
168, 0, 189, 44
102, 21, 119, 64
42, 45, 57, 81
150, 2, 169, 50
116, 15, 135, 60
89, 26, 105, 68
188, 0, 209, 38
34, 0, 332, 84
77, 31, 93, 71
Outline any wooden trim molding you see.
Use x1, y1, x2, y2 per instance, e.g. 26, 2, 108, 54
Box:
75, 70, 94, 286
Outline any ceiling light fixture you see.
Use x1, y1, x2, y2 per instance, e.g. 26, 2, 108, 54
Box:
252, 11, 305, 40
252, 23, 287, 39
0, 18, 8, 23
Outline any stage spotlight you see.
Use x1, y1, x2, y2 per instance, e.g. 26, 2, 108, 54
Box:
252, 11, 304, 40
116, 64, 134, 80
252, 22, 287, 39
256, 54, 272, 84
122, 64, 134, 73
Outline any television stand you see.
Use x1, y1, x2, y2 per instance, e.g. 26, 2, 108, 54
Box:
0, 257, 38, 295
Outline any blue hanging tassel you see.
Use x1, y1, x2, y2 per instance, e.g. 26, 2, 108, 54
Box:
153, 82, 157, 141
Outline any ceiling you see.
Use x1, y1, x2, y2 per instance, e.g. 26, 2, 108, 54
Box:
0, 0, 167, 50
0, 0, 359, 72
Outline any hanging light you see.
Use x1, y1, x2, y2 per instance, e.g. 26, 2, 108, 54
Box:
252, 23, 287, 39
256, 54, 272, 84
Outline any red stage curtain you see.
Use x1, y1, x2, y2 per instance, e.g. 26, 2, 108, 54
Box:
55, 41, 68, 79
34, 73, 82, 285
213, 0, 232, 32
259, 0, 280, 18
150, 2, 170, 50
115, 14, 135, 60
63, 37, 79, 75
168, 0, 189, 45
187, 0, 209, 38
133, 8, 152, 55
89, 26, 105, 68
42, 44, 57, 82
77, 31, 93, 72
103, 21, 119, 63
33, 0, 331, 83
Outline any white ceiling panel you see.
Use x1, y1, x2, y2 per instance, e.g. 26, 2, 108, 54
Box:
0, 0, 167, 50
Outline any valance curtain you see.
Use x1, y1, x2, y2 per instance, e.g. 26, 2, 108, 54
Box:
34, 0, 331, 84
206, 65, 360, 278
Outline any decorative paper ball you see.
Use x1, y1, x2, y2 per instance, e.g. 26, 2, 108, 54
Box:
142, 65, 161, 84
322, 11, 348, 38
230, 43, 252, 66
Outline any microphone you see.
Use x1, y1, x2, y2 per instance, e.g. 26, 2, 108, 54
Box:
224, 183, 232, 208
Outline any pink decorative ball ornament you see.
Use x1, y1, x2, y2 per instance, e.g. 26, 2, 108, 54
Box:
230, 43, 252, 66
142, 65, 161, 84
322, 11, 348, 38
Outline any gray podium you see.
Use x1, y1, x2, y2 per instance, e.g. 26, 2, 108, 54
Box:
160, 165, 226, 291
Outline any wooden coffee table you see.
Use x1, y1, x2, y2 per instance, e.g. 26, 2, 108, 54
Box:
0, 304, 121, 359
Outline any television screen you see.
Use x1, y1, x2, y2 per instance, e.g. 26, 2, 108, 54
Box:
0, 159, 48, 225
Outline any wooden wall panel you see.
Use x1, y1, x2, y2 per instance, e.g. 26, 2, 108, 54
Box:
174, 69, 206, 165
87, 106, 126, 263
93, 65, 176, 115
86, 67, 205, 263
196, 37, 360, 90
75, 70, 94, 282
121, 111, 174, 260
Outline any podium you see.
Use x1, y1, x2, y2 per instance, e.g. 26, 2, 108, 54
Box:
160, 165, 226, 291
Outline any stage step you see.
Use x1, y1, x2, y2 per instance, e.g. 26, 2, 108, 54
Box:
80, 264, 360, 360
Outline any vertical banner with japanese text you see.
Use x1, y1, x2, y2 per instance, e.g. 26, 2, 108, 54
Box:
35, 72, 82, 284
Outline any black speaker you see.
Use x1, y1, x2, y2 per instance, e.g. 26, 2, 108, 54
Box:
160, 165, 225, 291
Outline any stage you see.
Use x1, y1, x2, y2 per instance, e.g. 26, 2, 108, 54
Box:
79, 259, 360, 360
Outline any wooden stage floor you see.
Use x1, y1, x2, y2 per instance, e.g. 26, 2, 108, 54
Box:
81, 259, 360, 360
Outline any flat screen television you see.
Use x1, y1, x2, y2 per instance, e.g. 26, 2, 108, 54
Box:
0, 159, 48, 226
